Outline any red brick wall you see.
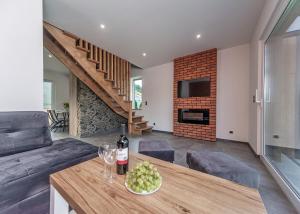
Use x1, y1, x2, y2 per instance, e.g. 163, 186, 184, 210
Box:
173, 49, 217, 141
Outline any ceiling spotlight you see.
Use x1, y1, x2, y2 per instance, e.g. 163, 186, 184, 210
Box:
48, 54, 53, 58
100, 24, 106, 29
142, 53, 147, 57
196, 34, 201, 39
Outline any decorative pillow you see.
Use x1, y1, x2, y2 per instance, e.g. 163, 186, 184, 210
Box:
0, 127, 53, 156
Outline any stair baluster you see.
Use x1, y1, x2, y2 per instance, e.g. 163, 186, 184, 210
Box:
43, 22, 152, 135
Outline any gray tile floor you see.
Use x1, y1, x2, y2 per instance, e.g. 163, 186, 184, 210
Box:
52, 131, 297, 214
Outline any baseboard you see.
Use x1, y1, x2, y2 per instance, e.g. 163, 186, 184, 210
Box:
216, 138, 248, 144
152, 130, 173, 134
217, 138, 259, 158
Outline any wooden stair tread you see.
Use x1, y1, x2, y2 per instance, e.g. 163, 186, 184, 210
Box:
136, 126, 153, 131
87, 58, 99, 64
44, 22, 148, 135
98, 70, 108, 74
105, 79, 114, 82
76, 46, 89, 52
133, 121, 148, 125
114, 107, 123, 110
112, 99, 130, 104
133, 115, 143, 119
63, 31, 79, 39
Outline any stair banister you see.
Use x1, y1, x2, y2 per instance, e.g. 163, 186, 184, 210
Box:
128, 101, 133, 134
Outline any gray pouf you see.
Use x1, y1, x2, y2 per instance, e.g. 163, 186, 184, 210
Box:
139, 140, 175, 162
186, 151, 260, 189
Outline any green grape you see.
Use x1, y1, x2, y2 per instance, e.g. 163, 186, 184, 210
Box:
126, 161, 162, 193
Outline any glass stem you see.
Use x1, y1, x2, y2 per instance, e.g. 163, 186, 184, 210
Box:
109, 165, 113, 182
104, 163, 107, 178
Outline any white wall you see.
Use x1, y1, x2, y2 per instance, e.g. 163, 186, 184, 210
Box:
131, 63, 173, 132
217, 44, 250, 142
44, 70, 70, 111
132, 44, 251, 141
0, 1, 43, 111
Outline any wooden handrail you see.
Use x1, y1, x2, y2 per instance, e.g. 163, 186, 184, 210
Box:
44, 21, 153, 136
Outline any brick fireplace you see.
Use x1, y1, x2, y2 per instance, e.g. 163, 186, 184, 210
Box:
173, 49, 217, 141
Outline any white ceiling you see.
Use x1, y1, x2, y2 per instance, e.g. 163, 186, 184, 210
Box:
44, 0, 265, 68
43, 48, 69, 75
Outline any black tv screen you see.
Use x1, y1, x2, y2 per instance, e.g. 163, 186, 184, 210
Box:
177, 77, 210, 98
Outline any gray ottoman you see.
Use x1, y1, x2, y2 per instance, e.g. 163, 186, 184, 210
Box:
186, 151, 260, 189
139, 140, 175, 162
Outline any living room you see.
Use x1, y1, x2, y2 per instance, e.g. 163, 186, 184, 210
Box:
1, 0, 300, 213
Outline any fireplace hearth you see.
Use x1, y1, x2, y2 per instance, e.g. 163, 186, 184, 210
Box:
178, 109, 209, 125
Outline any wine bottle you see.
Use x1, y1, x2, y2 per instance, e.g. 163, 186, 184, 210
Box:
116, 124, 129, 175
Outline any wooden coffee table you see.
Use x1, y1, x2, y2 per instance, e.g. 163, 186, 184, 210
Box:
50, 153, 266, 214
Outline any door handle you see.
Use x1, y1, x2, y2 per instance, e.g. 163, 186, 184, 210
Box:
255, 89, 261, 103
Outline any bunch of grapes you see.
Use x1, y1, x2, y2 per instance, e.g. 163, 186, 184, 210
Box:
126, 161, 162, 193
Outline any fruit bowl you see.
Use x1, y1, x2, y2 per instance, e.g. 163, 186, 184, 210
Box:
125, 161, 162, 195
125, 179, 161, 195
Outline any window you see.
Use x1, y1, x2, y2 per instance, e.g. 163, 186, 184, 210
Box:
43, 80, 53, 109
132, 79, 142, 110
264, 0, 300, 197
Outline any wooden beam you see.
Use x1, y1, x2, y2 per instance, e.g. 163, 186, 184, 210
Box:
69, 73, 78, 136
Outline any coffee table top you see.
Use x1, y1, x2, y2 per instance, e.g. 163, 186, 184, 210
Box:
50, 153, 266, 214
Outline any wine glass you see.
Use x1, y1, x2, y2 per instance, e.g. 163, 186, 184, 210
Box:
103, 144, 117, 183
98, 144, 109, 178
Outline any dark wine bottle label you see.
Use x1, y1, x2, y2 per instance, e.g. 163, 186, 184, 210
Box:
117, 148, 128, 165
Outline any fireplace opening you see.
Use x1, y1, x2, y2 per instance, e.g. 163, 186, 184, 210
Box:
178, 109, 209, 125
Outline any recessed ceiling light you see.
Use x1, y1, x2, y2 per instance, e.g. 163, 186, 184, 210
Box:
100, 24, 106, 29
196, 34, 201, 39
142, 53, 147, 57
48, 54, 53, 58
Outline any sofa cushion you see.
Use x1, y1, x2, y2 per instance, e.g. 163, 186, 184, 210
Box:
0, 128, 52, 157
0, 121, 12, 133
186, 151, 260, 189
0, 112, 50, 133
0, 138, 98, 210
139, 140, 175, 163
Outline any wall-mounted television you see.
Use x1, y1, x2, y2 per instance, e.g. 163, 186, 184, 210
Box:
177, 77, 210, 98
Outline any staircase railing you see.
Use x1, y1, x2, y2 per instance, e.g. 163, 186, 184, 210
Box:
43, 21, 151, 135
75, 38, 130, 101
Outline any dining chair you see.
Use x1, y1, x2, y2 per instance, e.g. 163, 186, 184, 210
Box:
47, 110, 65, 132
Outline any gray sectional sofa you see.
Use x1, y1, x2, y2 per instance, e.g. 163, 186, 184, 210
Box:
0, 111, 98, 214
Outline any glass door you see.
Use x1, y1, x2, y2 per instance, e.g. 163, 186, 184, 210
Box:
264, 0, 300, 197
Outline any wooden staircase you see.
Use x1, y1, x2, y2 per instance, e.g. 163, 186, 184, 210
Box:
43, 22, 152, 135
